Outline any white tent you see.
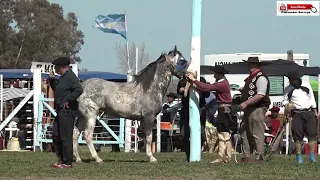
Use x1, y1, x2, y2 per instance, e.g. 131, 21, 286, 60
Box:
1, 88, 31, 102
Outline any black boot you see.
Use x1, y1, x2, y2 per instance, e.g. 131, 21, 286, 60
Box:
95, 144, 101, 153
111, 144, 120, 152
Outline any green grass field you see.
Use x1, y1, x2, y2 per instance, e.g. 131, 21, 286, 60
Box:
1, 148, 320, 180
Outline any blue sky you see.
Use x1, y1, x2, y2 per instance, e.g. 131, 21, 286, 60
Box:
48, 0, 320, 74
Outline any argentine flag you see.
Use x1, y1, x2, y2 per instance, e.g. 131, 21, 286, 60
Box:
94, 14, 127, 40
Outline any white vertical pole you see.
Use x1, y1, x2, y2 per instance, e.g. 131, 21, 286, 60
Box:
133, 47, 139, 152
124, 12, 133, 152
285, 122, 289, 154
284, 74, 290, 154
0, 74, 3, 122
318, 74, 320, 155
125, 75, 132, 152
71, 64, 79, 77
284, 51, 293, 155
134, 121, 138, 152
125, 72, 133, 152
33, 68, 42, 151
156, 113, 161, 152
0, 74, 3, 145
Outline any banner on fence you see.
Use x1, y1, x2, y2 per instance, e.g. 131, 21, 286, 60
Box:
30, 62, 78, 76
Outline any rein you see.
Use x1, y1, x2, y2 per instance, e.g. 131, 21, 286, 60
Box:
234, 110, 243, 163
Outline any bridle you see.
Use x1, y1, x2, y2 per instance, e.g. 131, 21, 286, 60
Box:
168, 54, 189, 79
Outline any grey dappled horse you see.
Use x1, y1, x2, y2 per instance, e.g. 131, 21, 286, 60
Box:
73, 46, 190, 163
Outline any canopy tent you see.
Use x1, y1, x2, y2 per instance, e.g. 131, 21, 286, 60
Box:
2, 88, 30, 101
200, 59, 320, 76
0, 69, 127, 81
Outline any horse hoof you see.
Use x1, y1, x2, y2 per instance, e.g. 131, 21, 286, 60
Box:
96, 160, 104, 164
149, 157, 157, 163
75, 159, 82, 163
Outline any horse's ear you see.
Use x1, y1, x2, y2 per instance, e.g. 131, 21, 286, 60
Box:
173, 45, 177, 55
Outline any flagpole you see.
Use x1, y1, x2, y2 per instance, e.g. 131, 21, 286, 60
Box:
124, 11, 133, 152
124, 12, 130, 73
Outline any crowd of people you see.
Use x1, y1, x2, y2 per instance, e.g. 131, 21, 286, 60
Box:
6, 55, 317, 168
162, 56, 319, 164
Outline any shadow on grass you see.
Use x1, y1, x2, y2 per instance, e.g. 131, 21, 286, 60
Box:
79, 158, 148, 163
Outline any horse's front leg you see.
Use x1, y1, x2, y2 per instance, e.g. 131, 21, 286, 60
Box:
144, 116, 157, 163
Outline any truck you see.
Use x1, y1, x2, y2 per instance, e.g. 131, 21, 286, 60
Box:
203, 52, 310, 114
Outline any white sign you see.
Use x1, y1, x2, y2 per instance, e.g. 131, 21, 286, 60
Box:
30, 62, 78, 77
277, 1, 319, 16
214, 62, 237, 66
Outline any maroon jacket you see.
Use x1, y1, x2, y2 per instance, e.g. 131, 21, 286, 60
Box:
194, 78, 232, 104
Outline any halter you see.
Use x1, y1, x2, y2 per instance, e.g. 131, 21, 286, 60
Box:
170, 54, 188, 79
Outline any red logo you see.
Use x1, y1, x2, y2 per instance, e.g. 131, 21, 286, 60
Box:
279, 3, 287, 11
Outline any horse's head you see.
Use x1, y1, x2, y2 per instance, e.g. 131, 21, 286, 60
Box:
165, 45, 191, 79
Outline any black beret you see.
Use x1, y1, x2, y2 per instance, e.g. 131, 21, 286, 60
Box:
285, 71, 302, 79
52, 57, 70, 66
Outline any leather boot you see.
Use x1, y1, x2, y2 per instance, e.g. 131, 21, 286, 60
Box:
308, 140, 317, 163
295, 141, 303, 164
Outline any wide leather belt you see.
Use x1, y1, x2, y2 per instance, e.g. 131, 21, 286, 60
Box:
218, 103, 232, 107
218, 103, 232, 113
293, 108, 311, 112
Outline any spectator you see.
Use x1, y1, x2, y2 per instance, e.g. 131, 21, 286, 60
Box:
265, 107, 281, 144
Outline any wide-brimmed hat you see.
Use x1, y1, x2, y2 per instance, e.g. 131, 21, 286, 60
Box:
211, 65, 228, 74
285, 71, 302, 79
166, 93, 177, 98
269, 106, 280, 112
242, 57, 261, 64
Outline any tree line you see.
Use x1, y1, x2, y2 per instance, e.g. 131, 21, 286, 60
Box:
0, 0, 84, 68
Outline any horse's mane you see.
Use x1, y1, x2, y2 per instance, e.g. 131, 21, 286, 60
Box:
132, 53, 166, 91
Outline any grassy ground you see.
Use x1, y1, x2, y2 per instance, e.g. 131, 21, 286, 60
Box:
1, 147, 320, 180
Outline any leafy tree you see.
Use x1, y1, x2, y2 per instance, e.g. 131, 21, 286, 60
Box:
0, 0, 84, 68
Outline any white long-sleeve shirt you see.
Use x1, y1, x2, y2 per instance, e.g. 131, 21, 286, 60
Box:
283, 81, 316, 110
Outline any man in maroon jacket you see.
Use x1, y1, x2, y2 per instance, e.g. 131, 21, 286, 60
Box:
186, 65, 233, 163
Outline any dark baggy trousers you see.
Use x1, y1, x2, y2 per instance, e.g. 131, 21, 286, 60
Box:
215, 106, 232, 133
52, 110, 76, 165
292, 110, 317, 141
291, 110, 317, 154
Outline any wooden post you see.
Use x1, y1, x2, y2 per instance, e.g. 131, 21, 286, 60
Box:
287, 50, 293, 61
285, 49, 293, 155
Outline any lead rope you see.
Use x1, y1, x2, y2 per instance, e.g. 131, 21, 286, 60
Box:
234, 110, 243, 163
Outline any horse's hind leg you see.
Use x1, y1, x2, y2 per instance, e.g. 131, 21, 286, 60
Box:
73, 126, 82, 163
144, 116, 157, 163
84, 113, 103, 163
